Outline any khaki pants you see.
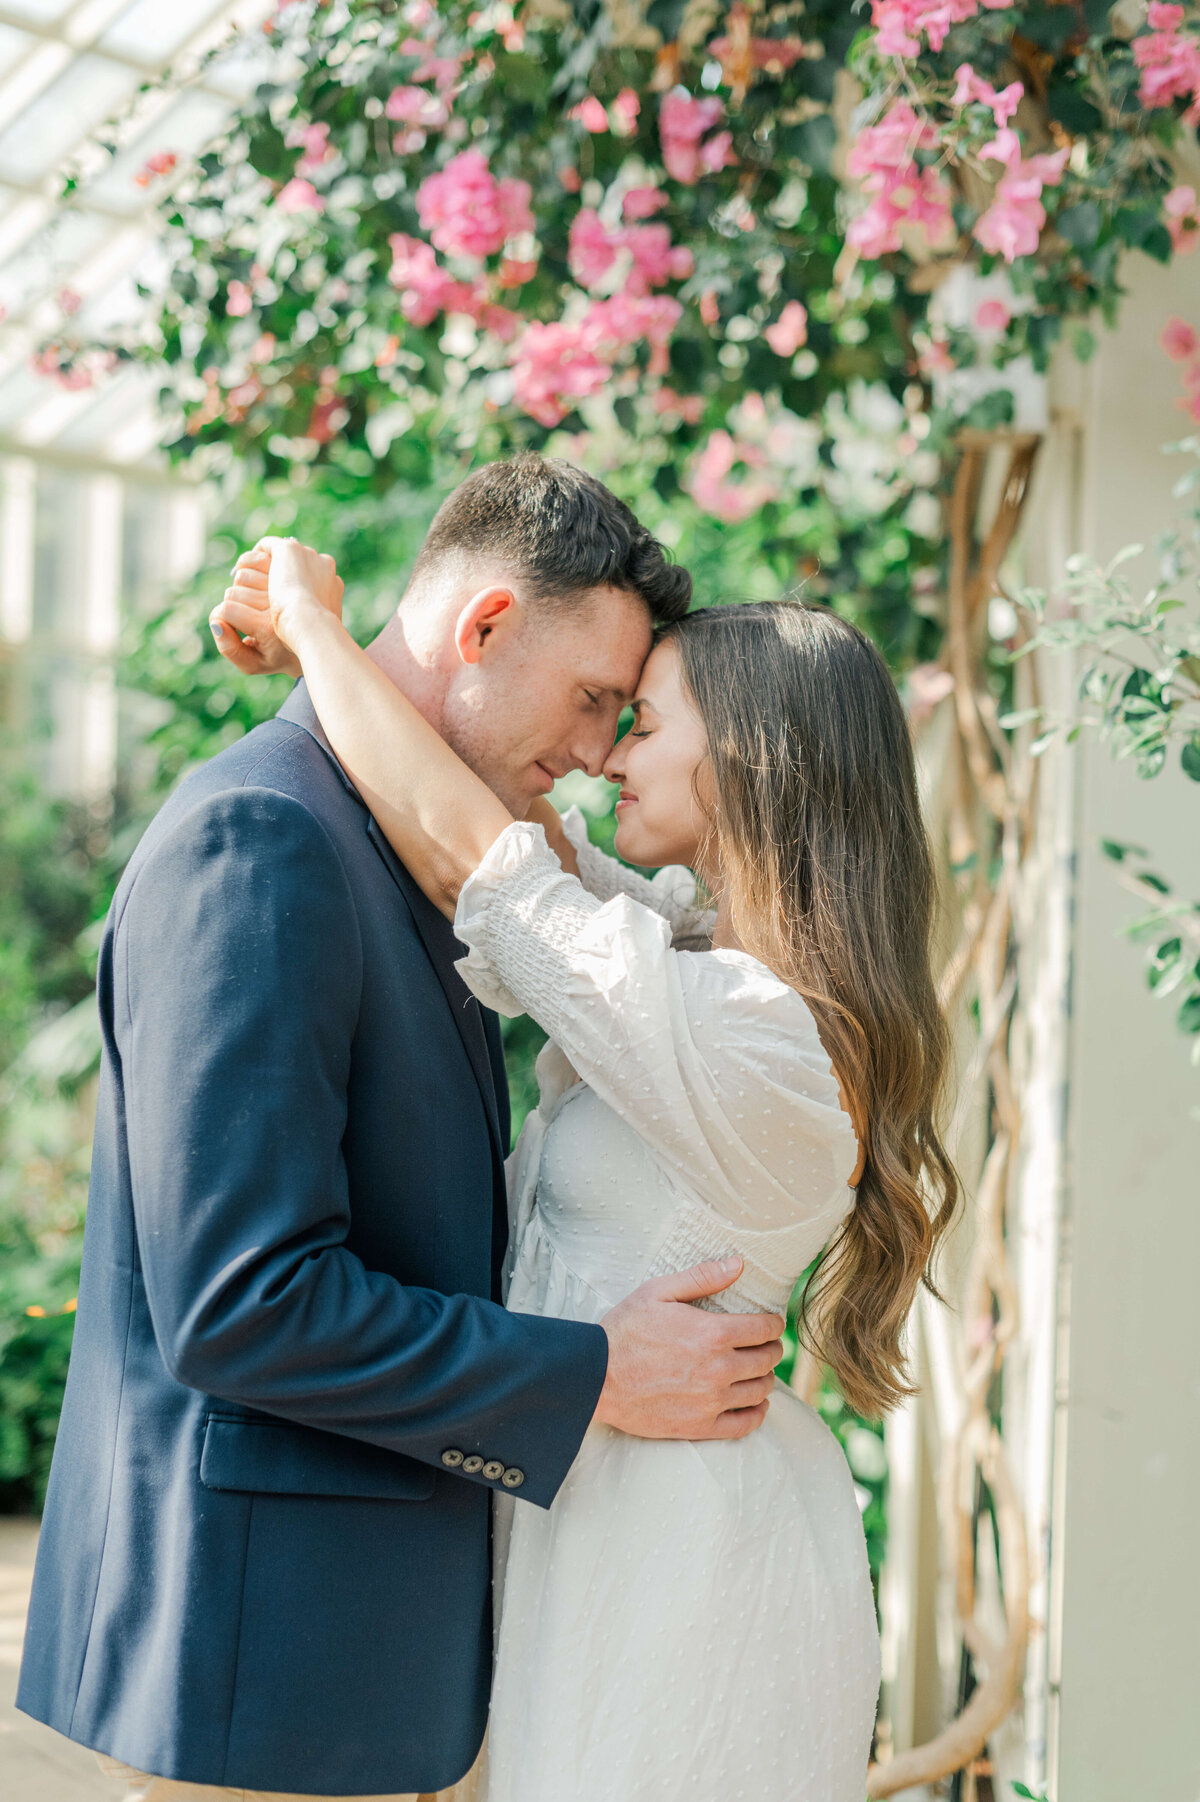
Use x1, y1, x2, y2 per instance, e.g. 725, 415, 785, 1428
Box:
97, 1750, 486, 1802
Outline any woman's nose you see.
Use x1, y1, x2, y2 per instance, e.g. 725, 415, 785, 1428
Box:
602, 742, 624, 784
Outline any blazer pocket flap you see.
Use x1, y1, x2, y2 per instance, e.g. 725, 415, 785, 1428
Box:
200, 1415, 436, 1501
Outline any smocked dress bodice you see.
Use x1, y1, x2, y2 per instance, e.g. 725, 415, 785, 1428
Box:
444, 809, 880, 1802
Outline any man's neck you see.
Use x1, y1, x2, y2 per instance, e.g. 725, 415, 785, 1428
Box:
364, 611, 447, 733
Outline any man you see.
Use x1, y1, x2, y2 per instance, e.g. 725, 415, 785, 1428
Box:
18, 456, 784, 1802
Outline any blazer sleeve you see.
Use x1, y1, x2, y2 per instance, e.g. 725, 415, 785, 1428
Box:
114, 785, 607, 1509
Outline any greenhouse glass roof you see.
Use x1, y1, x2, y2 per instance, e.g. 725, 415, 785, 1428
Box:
0, 0, 275, 465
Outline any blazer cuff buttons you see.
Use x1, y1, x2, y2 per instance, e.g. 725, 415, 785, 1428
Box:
441, 1447, 524, 1489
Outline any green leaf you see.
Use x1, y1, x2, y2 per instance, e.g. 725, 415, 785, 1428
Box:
998, 707, 1042, 729
1101, 839, 1148, 862
1056, 202, 1102, 249
1182, 735, 1200, 780
645, 0, 688, 38
1140, 872, 1172, 894
1178, 994, 1200, 1034
781, 115, 837, 175
1142, 222, 1174, 264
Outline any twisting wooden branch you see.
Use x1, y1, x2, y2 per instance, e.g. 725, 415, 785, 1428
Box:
866, 428, 1042, 1799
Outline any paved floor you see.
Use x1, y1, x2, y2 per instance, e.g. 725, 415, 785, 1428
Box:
0, 1518, 114, 1802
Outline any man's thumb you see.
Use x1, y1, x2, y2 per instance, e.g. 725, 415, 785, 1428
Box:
657, 1255, 743, 1304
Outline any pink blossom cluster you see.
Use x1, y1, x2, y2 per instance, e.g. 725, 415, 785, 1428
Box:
687, 428, 777, 523
659, 92, 735, 185
133, 149, 176, 189
1161, 313, 1200, 420
952, 62, 1023, 127
274, 177, 324, 214
973, 128, 1067, 262
510, 294, 682, 427
386, 84, 451, 127
416, 149, 533, 259
1134, 4, 1200, 123
764, 299, 808, 356
387, 234, 520, 338
868, 0, 1013, 59
286, 120, 334, 177
845, 101, 953, 259
708, 23, 805, 75
568, 209, 693, 296
1166, 184, 1200, 253
570, 89, 640, 136
30, 343, 117, 392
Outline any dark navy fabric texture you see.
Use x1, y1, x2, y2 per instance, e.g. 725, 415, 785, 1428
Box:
16, 682, 609, 1796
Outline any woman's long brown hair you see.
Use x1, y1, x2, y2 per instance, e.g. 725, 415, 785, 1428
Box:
664, 601, 958, 1418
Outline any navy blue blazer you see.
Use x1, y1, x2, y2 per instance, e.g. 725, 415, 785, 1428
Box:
17, 682, 609, 1796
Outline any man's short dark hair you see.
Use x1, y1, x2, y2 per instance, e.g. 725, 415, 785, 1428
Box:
407, 454, 691, 625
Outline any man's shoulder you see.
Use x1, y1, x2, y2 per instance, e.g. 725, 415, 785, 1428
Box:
118, 715, 361, 900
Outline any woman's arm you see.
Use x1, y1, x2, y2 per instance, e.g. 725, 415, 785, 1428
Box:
215, 538, 512, 919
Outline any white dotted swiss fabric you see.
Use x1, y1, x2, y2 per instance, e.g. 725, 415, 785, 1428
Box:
449, 820, 880, 1802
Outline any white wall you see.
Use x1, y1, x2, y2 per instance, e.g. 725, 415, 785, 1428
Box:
1051, 250, 1200, 1802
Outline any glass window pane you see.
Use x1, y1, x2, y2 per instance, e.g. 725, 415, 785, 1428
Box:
33, 470, 86, 639
99, 0, 229, 62
0, 0, 76, 24
0, 22, 35, 81
0, 54, 140, 185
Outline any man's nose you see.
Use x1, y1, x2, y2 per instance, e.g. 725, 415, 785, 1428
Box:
572, 726, 616, 780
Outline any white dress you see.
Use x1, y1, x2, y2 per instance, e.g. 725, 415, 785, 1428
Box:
450, 811, 881, 1802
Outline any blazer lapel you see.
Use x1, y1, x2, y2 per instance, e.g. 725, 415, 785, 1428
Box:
277, 682, 506, 1163
364, 817, 505, 1162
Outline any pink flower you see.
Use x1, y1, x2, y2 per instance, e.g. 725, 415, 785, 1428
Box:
972, 133, 1068, 263
275, 177, 323, 214
568, 210, 693, 295
1160, 315, 1198, 361
612, 88, 640, 135
653, 388, 704, 423
917, 334, 956, 375
133, 149, 176, 188
387, 233, 463, 325
974, 297, 1011, 331
623, 185, 667, 220
416, 149, 534, 259
1133, 5, 1200, 119
845, 101, 954, 259
510, 320, 611, 426
623, 223, 693, 291
385, 85, 450, 128
497, 256, 538, 288
765, 300, 808, 356
688, 429, 778, 523
568, 210, 619, 289
226, 280, 253, 317
699, 288, 720, 327
869, 0, 983, 59
952, 62, 1023, 127
659, 91, 736, 185
571, 95, 610, 133
1165, 185, 1200, 254
286, 120, 334, 176
559, 165, 581, 193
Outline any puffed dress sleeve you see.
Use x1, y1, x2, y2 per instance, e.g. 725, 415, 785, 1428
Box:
557, 806, 716, 949
455, 821, 859, 1317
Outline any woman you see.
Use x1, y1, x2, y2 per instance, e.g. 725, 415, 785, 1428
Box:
213, 538, 957, 1802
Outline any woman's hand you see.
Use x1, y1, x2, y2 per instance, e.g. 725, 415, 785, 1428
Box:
209, 538, 344, 678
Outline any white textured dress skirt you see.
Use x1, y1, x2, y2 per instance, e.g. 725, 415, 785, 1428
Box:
450, 812, 881, 1802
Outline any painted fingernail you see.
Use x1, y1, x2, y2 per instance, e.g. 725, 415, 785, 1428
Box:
211, 621, 224, 637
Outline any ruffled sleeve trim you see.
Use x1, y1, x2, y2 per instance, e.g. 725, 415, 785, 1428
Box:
454, 820, 565, 1017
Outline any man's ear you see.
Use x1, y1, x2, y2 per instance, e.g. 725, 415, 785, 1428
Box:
454, 586, 517, 665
